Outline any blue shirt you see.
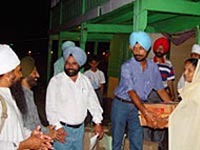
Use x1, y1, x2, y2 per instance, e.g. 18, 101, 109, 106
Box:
114, 57, 164, 102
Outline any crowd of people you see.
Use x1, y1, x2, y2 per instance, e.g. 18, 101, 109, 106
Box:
0, 30, 200, 150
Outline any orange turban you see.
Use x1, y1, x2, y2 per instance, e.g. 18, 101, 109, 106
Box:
153, 37, 169, 53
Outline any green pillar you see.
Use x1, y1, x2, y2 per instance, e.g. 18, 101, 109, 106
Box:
47, 39, 53, 82
58, 34, 62, 58
80, 22, 88, 72
82, 0, 86, 15
80, 22, 88, 51
133, 0, 148, 31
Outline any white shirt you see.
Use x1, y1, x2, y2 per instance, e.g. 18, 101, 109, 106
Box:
84, 69, 105, 90
0, 87, 30, 149
46, 72, 103, 129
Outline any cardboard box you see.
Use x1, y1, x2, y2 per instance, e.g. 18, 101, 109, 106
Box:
139, 102, 178, 128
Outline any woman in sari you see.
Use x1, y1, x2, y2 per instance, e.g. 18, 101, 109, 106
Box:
169, 58, 200, 150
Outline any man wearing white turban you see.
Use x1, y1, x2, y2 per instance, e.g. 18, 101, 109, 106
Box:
46, 46, 104, 150
111, 31, 171, 150
0, 44, 52, 150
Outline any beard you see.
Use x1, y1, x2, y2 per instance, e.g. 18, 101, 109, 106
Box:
26, 76, 38, 88
154, 52, 165, 58
64, 68, 80, 77
133, 54, 147, 62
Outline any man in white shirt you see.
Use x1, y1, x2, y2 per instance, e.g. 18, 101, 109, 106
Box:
46, 46, 104, 150
0, 44, 52, 150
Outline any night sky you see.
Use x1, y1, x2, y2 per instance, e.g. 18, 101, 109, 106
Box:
0, 0, 50, 83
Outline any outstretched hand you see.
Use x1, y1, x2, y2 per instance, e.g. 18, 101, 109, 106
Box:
18, 125, 53, 150
143, 110, 157, 128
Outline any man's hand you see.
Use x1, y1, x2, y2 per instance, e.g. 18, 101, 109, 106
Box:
47, 125, 57, 140
18, 126, 53, 150
143, 110, 157, 128
55, 127, 67, 143
156, 117, 168, 129
94, 124, 104, 139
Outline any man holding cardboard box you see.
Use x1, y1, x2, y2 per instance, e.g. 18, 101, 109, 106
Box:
111, 31, 172, 150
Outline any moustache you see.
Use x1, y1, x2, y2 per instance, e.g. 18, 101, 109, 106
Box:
134, 54, 143, 57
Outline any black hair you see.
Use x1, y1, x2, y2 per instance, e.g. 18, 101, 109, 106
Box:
184, 58, 198, 68
10, 80, 27, 114
88, 55, 99, 62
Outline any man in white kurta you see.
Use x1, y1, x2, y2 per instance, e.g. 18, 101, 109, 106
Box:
0, 87, 27, 149
0, 44, 53, 150
46, 46, 103, 150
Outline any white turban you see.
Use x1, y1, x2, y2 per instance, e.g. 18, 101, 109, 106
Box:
191, 44, 200, 55
63, 46, 87, 66
0, 44, 20, 75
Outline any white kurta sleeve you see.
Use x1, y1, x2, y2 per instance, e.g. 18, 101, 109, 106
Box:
0, 141, 17, 150
45, 78, 62, 130
86, 78, 103, 124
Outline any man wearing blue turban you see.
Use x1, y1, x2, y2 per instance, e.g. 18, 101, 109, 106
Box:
53, 41, 75, 76
46, 46, 104, 150
111, 31, 172, 150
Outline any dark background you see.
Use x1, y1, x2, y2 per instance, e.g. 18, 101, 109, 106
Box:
0, 0, 50, 84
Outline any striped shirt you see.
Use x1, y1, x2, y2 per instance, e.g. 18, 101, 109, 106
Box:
154, 59, 175, 88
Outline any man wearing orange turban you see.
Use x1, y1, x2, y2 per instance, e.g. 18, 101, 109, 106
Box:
145, 37, 175, 150
152, 37, 175, 100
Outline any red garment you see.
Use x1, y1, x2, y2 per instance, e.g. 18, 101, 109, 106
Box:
153, 56, 165, 64
153, 37, 169, 53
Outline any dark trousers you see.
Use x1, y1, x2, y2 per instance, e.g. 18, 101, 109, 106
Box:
143, 90, 168, 150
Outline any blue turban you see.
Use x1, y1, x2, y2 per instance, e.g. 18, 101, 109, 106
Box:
129, 31, 152, 51
62, 41, 75, 51
63, 46, 87, 66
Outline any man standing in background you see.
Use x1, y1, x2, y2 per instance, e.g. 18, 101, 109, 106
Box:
145, 37, 175, 150
151, 37, 175, 100
84, 56, 106, 106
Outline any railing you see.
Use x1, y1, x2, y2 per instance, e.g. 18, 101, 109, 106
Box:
86, 0, 108, 11
50, 0, 109, 30
62, 0, 82, 24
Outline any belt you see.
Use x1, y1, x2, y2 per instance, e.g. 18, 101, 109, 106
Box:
60, 121, 83, 128
115, 96, 133, 104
